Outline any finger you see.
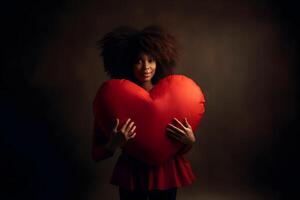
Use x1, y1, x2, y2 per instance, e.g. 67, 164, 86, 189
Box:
130, 125, 136, 133
167, 130, 182, 141
121, 118, 131, 132
129, 132, 136, 139
184, 117, 191, 128
166, 127, 176, 134
113, 118, 119, 132
173, 118, 187, 129
125, 121, 135, 132
127, 126, 136, 137
166, 128, 184, 140
167, 123, 186, 135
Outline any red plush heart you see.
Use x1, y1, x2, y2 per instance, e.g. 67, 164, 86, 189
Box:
93, 75, 205, 165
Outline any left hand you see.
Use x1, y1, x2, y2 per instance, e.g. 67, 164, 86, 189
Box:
166, 117, 195, 145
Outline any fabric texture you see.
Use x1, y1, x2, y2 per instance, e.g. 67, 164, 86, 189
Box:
92, 122, 196, 190
111, 152, 195, 190
92, 123, 195, 190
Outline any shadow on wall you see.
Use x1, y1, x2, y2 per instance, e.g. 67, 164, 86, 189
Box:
1, 0, 299, 200
1, 1, 85, 200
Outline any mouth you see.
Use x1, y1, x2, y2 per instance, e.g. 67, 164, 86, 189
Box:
143, 72, 152, 77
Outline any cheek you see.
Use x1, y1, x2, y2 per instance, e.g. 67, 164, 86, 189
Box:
152, 65, 157, 74
133, 66, 141, 75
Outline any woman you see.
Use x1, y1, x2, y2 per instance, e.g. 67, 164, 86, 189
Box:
92, 25, 196, 200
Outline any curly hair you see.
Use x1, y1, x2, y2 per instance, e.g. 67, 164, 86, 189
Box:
96, 25, 179, 84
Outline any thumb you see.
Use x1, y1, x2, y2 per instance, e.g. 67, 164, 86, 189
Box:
184, 117, 191, 128
113, 118, 119, 132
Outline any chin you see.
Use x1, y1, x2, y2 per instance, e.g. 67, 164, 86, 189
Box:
139, 76, 152, 82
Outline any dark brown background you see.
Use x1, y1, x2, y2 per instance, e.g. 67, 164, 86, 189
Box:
1, 0, 299, 199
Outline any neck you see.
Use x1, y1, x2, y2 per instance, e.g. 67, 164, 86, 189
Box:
139, 81, 153, 91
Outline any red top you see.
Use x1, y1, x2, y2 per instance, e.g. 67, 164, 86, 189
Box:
92, 125, 196, 190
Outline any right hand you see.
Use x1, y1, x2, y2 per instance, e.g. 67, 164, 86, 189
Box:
109, 118, 137, 149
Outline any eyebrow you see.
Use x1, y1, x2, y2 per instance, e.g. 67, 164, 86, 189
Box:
140, 54, 154, 60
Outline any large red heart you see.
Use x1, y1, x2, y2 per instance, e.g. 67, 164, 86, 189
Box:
93, 75, 205, 165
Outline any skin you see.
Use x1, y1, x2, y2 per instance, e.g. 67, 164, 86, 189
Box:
105, 53, 195, 153
133, 53, 156, 91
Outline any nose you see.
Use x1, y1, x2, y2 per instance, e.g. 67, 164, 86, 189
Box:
142, 62, 151, 70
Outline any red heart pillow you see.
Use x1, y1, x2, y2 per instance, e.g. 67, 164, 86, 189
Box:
93, 75, 205, 165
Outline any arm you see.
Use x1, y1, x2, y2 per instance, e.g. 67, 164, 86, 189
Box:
91, 127, 115, 162
92, 118, 137, 162
177, 143, 193, 155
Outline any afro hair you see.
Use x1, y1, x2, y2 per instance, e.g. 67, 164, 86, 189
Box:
96, 25, 179, 84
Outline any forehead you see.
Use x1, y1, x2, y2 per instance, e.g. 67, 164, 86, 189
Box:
138, 52, 154, 59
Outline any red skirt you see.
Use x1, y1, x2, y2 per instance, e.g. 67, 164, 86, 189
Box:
110, 152, 196, 190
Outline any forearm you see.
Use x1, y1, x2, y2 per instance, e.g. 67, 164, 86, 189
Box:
92, 137, 118, 162
177, 143, 193, 155
92, 145, 112, 161
94, 133, 125, 161
103, 139, 119, 154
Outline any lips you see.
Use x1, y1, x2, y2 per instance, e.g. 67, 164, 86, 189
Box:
143, 72, 151, 77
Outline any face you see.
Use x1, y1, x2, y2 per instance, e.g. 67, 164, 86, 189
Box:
133, 53, 156, 83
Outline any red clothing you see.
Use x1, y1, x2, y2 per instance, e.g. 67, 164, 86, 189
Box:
111, 152, 195, 190
92, 125, 196, 190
